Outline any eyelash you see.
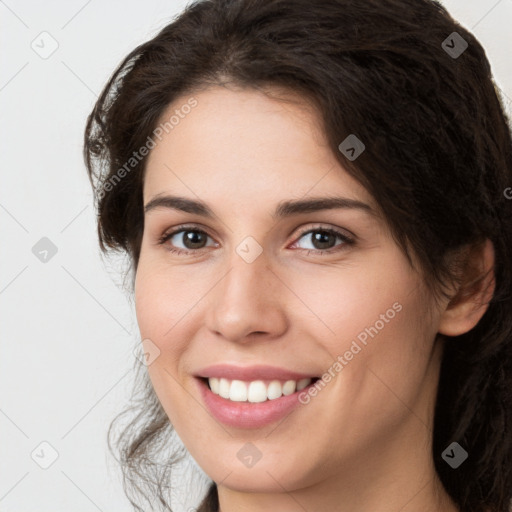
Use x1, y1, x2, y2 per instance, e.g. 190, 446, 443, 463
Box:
157, 223, 355, 257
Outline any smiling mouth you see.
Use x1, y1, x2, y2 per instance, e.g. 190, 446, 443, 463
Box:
201, 376, 321, 403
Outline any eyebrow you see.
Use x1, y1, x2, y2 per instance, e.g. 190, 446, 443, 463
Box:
144, 194, 377, 219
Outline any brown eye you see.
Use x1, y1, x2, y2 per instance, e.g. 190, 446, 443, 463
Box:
292, 226, 355, 255
158, 227, 216, 254
306, 230, 337, 250
177, 230, 208, 249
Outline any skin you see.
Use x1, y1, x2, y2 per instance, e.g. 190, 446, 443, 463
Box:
134, 85, 494, 512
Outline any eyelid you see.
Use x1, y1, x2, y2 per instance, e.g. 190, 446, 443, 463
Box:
293, 223, 355, 241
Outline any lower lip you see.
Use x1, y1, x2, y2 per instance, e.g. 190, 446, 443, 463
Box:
196, 378, 314, 429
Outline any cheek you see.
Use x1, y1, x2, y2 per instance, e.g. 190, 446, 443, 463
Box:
133, 262, 198, 425
287, 251, 417, 351
292, 252, 435, 403
133, 255, 217, 412
134, 255, 203, 345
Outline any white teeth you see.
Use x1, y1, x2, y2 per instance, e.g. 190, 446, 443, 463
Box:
267, 380, 282, 400
209, 377, 220, 394
248, 381, 267, 403
282, 380, 296, 395
207, 377, 313, 402
296, 378, 310, 391
229, 380, 248, 402
219, 378, 230, 399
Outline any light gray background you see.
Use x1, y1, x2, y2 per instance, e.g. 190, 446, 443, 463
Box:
1, 1, 511, 511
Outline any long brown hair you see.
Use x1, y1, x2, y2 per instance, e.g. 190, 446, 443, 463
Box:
84, 1, 512, 510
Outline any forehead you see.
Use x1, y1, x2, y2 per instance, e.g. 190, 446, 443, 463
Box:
143, 86, 376, 214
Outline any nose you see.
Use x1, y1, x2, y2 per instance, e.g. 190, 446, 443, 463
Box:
205, 247, 289, 344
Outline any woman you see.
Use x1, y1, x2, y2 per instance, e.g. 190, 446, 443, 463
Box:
83, 0, 512, 511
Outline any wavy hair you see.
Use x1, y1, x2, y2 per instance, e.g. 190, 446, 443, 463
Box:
84, 0, 512, 510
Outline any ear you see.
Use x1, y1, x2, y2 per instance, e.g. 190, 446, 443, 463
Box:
438, 239, 495, 337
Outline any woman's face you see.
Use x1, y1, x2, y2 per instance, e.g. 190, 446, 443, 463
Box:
135, 86, 446, 497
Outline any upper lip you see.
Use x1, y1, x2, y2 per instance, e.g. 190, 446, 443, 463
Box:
195, 364, 319, 382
